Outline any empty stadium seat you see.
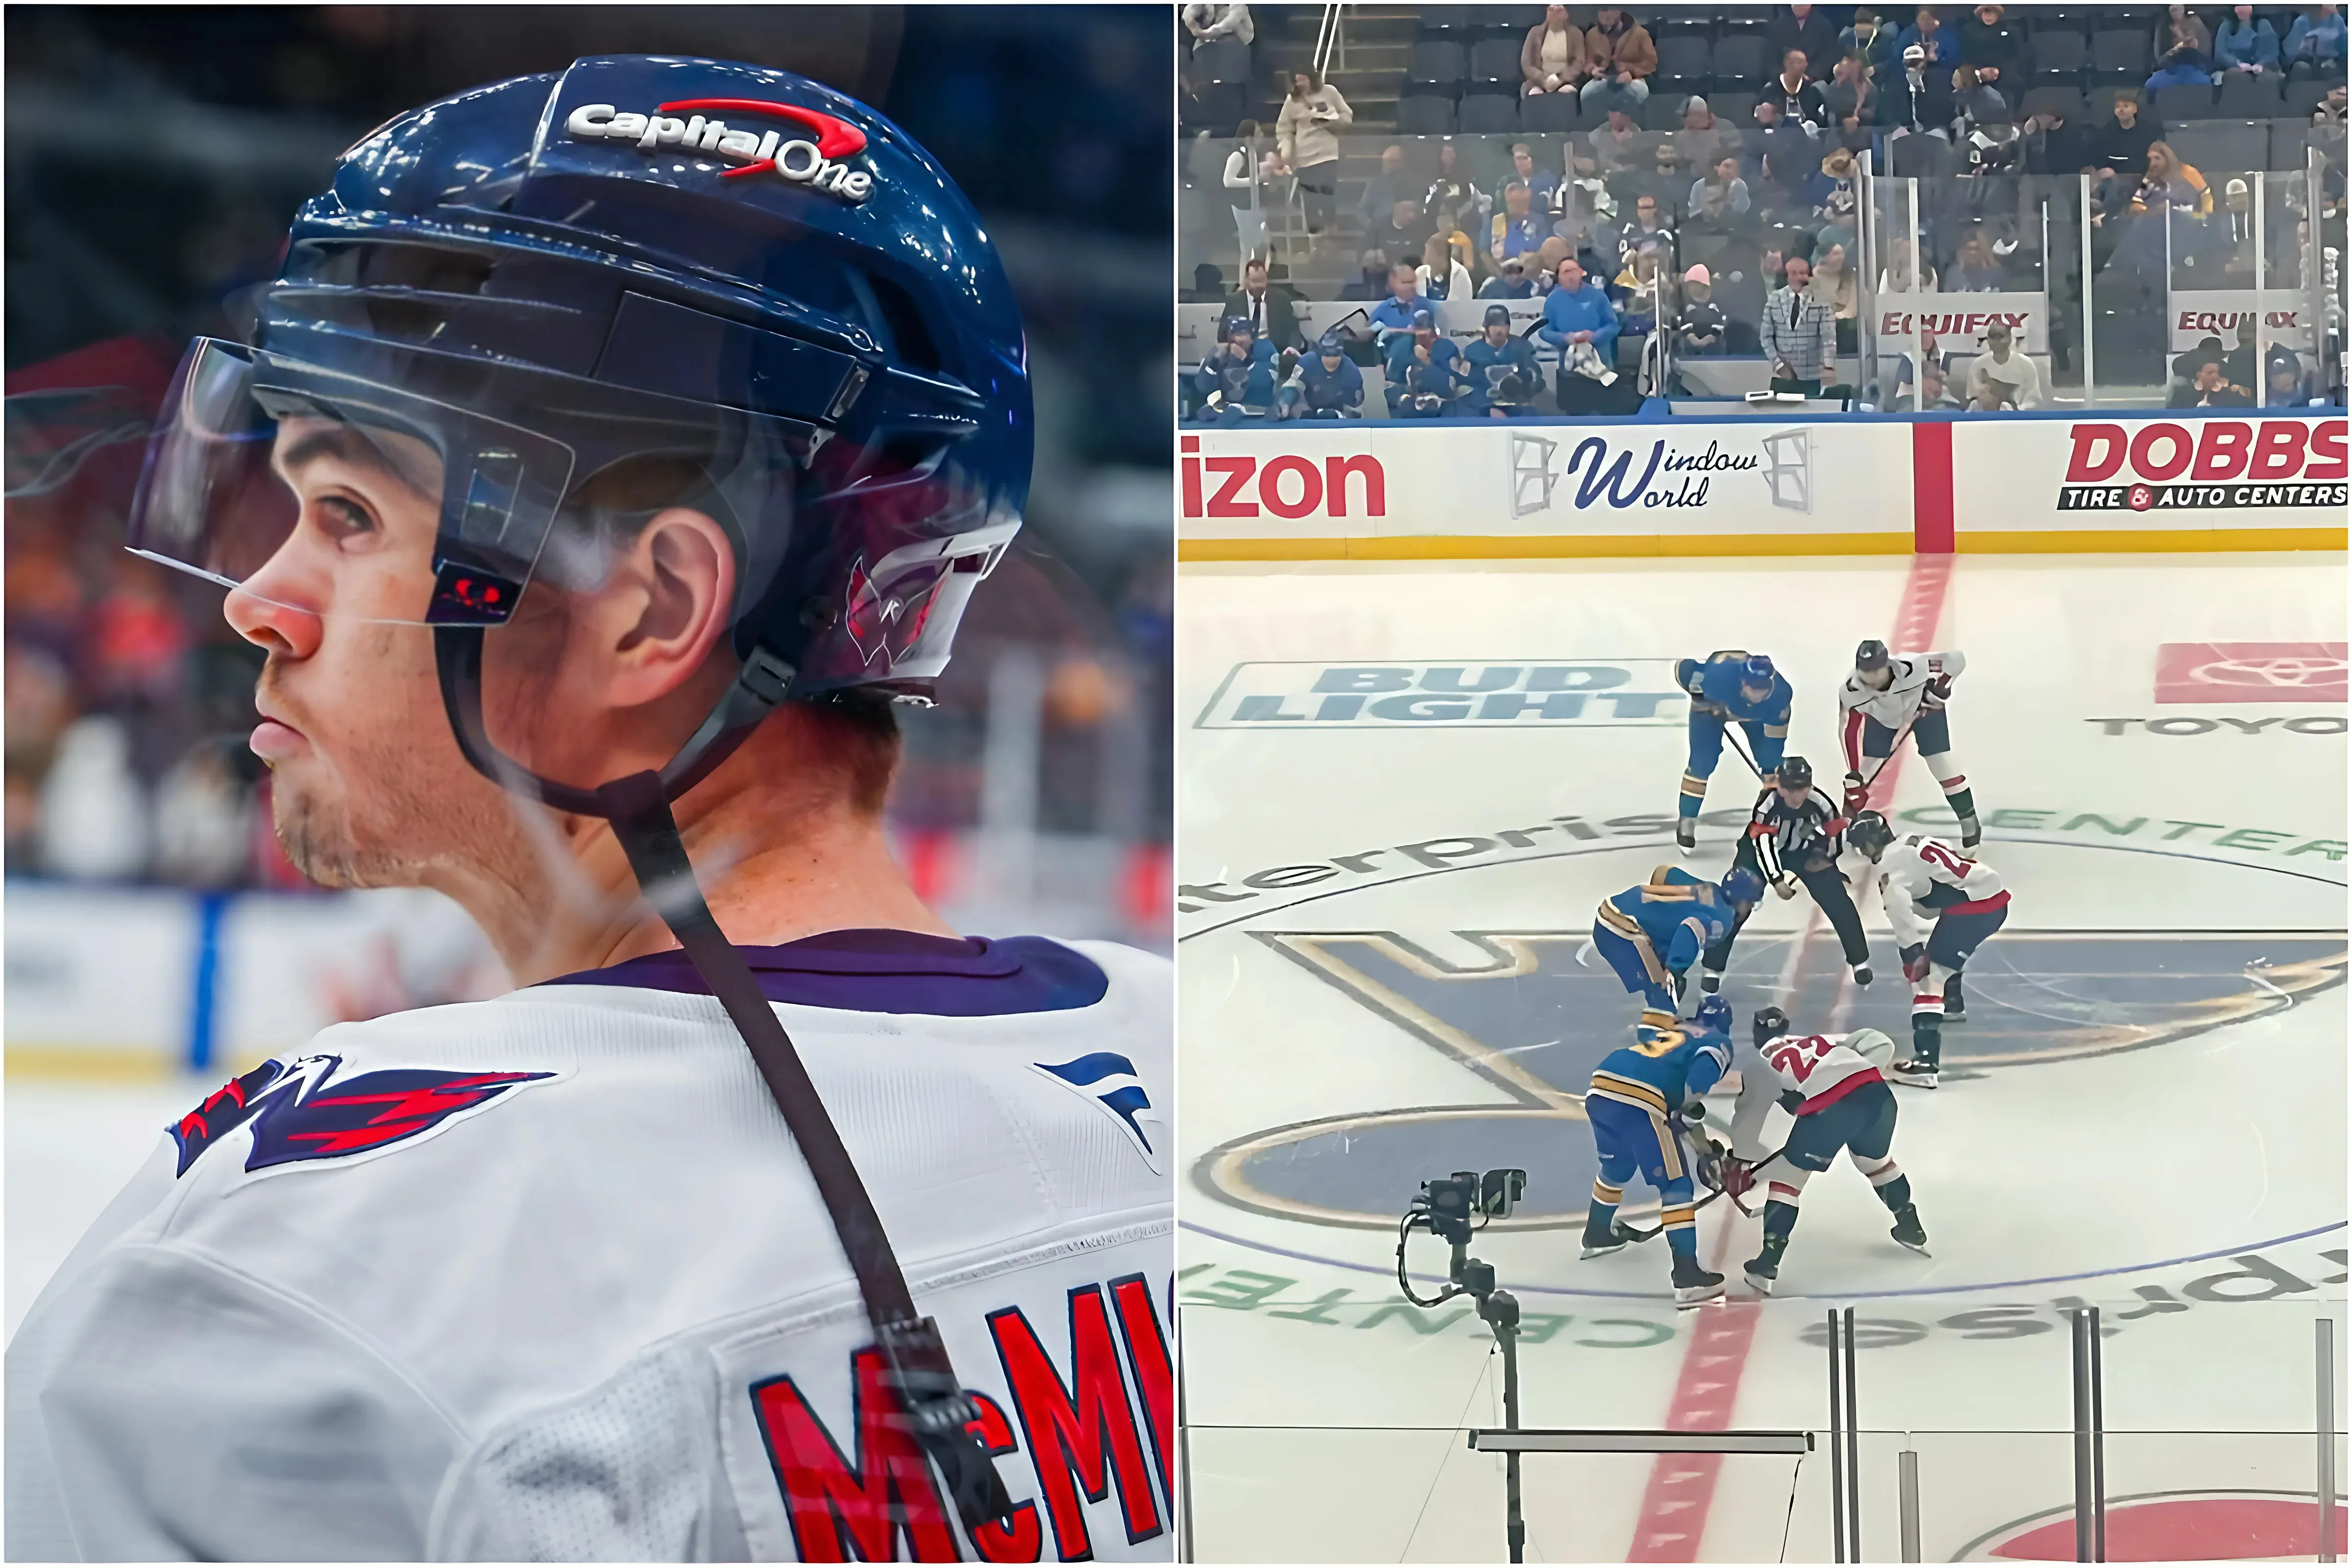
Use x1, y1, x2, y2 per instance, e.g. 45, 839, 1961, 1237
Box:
1708, 91, 1759, 125
2283, 78, 2331, 119
1642, 95, 1690, 130
1888, 131, 1957, 177
1657, 34, 1713, 82
1407, 40, 1466, 92
2022, 84, 2087, 123
1712, 33, 1772, 84
2268, 118, 2313, 171
2028, 27, 2090, 76
2153, 82, 2218, 122
1396, 94, 1458, 134
2166, 119, 2269, 174
2090, 28, 2151, 75
1196, 36, 1251, 86
1519, 91, 1583, 133
2217, 72, 2284, 116
1459, 93, 1520, 133
1469, 37, 1521, 88
1420, 11, 1474, 35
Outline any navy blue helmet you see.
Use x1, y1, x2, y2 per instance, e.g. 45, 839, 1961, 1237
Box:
128, 55, 1029, 815
1740, 653, 1776, 688
1721, 865, 1765, 906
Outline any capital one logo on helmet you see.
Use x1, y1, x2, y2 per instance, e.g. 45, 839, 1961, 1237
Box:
564, 98, 875, 203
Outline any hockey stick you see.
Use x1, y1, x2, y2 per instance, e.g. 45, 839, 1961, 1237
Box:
1614, 1129, 1791, 1241
1720, 720, 1768, 784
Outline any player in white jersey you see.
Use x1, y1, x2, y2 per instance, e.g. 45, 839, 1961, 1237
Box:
7, 57, 1173, 1563
1723, 1006, 1928, 1295
1847, 810, 2011, 1089
1837, 640, 1982, 848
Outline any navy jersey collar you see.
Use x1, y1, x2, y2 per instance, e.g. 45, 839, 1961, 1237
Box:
536, 928, 1107, 1016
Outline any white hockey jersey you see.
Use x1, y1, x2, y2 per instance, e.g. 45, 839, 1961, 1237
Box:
1876, 834, 2009, 947
6, 931, 1174, 1563
1837, 650, 1966, 736
1728, 1031, 1884, 1159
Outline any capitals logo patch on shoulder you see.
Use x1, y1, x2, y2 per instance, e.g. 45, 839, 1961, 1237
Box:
1030, 1053, 1165, 1174
170, 1054, 560, 1179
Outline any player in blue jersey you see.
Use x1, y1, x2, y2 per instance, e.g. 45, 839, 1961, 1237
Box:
1580, 994, 1735, 1306
1674, 651, 1794, 853
1591, 863, 1764, 1036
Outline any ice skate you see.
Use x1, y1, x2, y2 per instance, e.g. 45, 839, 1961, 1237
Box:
1890, 1056, 1939, 1089
1958, 812, 1982, 849
1889, 1205, 1930, 1255
1743, 1234, 1788, 1296
1698, 967, 1723, 995
1671, 1251, 1725, 1308
1676, 818, 1697, 854
1580, 1218, 1637, 1259
1851, 962, 1872, 987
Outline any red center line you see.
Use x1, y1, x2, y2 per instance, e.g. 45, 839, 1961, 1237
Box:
1624, 558, 1957, 1561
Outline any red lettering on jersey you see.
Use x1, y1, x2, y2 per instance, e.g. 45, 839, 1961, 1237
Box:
965, 1393, 1045, 1563
1916, 840, 1973, 877
988, 1287, 1164, 1560
1767, 1034, 1838, 1083
1109, 1274, 1175, 1496
750, 1348, 958, 1563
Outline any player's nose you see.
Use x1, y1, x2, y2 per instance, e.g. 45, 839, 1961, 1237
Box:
224, 584, 324, 661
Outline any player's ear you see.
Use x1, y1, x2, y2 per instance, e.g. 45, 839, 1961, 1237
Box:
597, 506, 738, 709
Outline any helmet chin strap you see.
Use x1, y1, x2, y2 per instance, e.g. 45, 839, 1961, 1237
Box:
431, 623, 1017, 1534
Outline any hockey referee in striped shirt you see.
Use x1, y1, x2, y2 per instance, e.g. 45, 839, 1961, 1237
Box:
1697, 755, 1874, 992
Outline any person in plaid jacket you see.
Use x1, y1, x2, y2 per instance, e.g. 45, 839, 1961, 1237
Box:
1760, 253, 1840, 395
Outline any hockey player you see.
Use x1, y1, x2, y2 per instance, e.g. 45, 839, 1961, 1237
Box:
1726, 1006, 1928, 1295
1285, 328, 1366, 419
1195, 313, 1286, 423
1847, 809, 2010, 1088
1581, 994, 1737, 1306
1697, 755, 1873, 993
8, 59, 1172, 1562
1460, 303, 1543, 418
1838, 639, 1981, 848
1673, 651, 1792, 853
1384, 307, 1470, 417
1592, 863, 1764, 1037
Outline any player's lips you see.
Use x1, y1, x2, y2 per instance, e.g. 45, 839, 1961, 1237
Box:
250, 708, 308, 760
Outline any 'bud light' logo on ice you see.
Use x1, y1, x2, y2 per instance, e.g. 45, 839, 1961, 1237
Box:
1508, 429, 1812, 518
1197, 660, 1688, 729
566, 99, 875, 203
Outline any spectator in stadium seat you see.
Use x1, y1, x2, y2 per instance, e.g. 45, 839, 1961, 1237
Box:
1588, 107, 1648, 178
1183, 263, 1225, 302
1614, 244, 1664, 334
1967, 383, 2014, 412
1418, 232, 1474, 303
1341, 248, 1393, 300
2168, 357, 2252, 406
2263, 344, 2316, 405
1752, 103, 1820, 194
1493, 181, 1549, 264
1677, 265, 1731, 355
1290, 330, 1367, 419
1429, 202, 1479, 278
2130, 140, 2213, 219
1760, 253, 1838, 394
2025, 101, 2091, 176
1538, 254, 1621, 367
1808, 146, 1861, 227
1274, 68, 1352, 245
1676, 96, 1742, 174
1632, 141, 1687, 214
1945, 232, 2009, 290
2216, 6, 2283, 75
1427, 140, 1487, 231
1809, 237, 1860, 352
1918, 357, 1963, 409
1369, 197, 1425, 270
1965, 319, 2043, 407
1184, 2, 1254, 49
1843, 8, 1902, 86
1770, 5, 1841, 79
1530, 237, 1573, 293
1957, 5, 2021, 96
1463, 303, 1545, 416
1357, 145, 1411, 235
1953, 66, 2011, 139
1712, 245, 1775, 336
1193, 316, 1281, 423
1524, 4, 1592, 96
2220, 315, 2300, 399
1617, 193, 1673, 264
2316, 80, 2348, 122
1824, 52, 1881, 141
2088, 94, 2158, 183
1505, 142, 1562, 211
1386, 308, 1470, 417
1584, 9, 1658, 116
1887, 42, 1955, 139
1369, 262, 1430, 346
1878, 234, 1938, 292
1481, 254, 1537, 297
2283, 4, 2348, 77
1690, 154, 1756, 228
1764, 51, 1832, 130
1223, 257, 1301, 352
1896, 6, 1960, 73
2146, 6, 2217, 90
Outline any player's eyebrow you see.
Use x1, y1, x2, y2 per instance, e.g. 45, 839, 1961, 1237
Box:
272, 421, 440, 500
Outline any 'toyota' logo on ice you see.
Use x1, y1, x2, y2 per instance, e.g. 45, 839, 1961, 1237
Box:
566, 99, 875, 203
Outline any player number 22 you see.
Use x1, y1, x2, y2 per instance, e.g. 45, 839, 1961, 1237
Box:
1918, 841, 1974, 876
1767, 1035, 1835, 1082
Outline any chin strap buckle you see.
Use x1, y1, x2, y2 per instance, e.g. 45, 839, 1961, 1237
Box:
875, 1315, 1017, 1531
